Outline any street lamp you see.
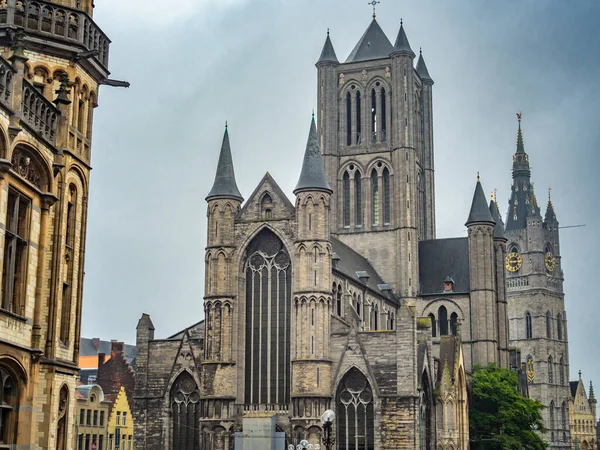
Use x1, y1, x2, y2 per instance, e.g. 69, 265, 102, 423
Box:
320, 410, 336, 450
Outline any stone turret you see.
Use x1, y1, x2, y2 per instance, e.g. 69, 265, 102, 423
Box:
291, 117, 333, 444
466, 177, 498, 367
134, 313, 155, 450
490, 196, 509, 368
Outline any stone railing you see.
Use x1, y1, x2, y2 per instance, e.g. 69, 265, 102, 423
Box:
243, 404, 289, 413
507, 276, 529, 291
21, 78, 58, 143
0, 0, 109, 69
0, 56, 14, 109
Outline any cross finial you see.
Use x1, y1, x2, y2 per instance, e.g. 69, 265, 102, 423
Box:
477, 171, 480, 182
368, 0, 380, 18
579, 369, 582, 379
327, 28, 330, 36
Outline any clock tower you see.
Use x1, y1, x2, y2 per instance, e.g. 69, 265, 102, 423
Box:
504, 115, 572, 448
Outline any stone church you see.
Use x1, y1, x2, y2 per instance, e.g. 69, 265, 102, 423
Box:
0, 0, 115, 449
133, 15, 516, 450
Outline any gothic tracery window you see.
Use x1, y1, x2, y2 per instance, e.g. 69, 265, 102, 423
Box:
336, 368, 374, 450
244, 229, 291, 405
171, 371, 200, 450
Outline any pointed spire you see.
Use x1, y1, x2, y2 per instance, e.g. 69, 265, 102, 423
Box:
590, 380, 596, 401
392, 20, 415, 56
294, 115, 332, 195
512, 112, 530, 179
416, 49, 433, 83
466, 176, 495, 226
545, 188, 558, 223
516, 112, 525, 154
489, 195, 506, 240
316, 29, 339, 66
206, 125, 244, 202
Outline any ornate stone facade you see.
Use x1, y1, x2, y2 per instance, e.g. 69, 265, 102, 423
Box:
0, 0, 113, 448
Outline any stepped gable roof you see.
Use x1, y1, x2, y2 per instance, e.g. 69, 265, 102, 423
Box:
331, 237, 397, 302
419, 238, 470, 295
346, 18, 394, 63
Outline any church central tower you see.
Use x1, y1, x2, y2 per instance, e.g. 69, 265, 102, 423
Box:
316, 16, 435, 296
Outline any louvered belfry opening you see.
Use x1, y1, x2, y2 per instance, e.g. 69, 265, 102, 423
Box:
243, 229, 292, 406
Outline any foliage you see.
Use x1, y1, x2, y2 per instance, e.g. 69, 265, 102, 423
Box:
469, 364, 548, 450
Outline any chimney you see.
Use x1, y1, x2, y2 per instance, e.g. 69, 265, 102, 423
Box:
98, 352, 106, 368
111, 341, 124, 358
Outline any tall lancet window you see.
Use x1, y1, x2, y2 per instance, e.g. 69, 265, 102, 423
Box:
244, 229, 291, 405
354, 171, 362, 226
371, 89, 377, 143
346, 92, 352, 146
171, 371, 200, 450
336, 368, 374, 450
381, 88, 387, 141
371, 169, 379, 225
356, 91, 362, 144
525, 312, 533, 339
343, 171, 351, 227
382, 167, 390, 224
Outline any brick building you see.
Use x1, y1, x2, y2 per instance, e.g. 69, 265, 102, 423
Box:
0, 0, 117, 448
133, 14, 511, 450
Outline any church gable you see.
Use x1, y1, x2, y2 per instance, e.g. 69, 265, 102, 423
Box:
238, 172, 295, 222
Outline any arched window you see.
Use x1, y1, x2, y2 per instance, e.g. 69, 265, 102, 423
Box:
548, 356, 553, 384
0, 366, 18, 446
355, 171, 362, 226
261, 193, 273, 221
356, 91, 362, 144
525, 312, 533, 339
337, 368, 374, 450
383, 167, 390, 224
561, 402, 567, 429
450, 312, 458, 336
373, 304, 379, 330
244, 229, 291, 404
381, 88, 387, 141
549, 401, 555, 429
438, 306, 448, 336
527, 356, 535, 383
346, 92, 352, 146
371, 169, 379, 225
429, 313, 436, 338
557, 313, 563, 340
356, 295, 361, 318
419, 372, 433, 450
60, 184, 78, 344
337, 284, 342, 316
559, 357, 565, 385
546, 311, 552, 339
371, 89, 377, 143
343, 171, 350, 227
55, 386, 69, 450
171, 372, 200, 450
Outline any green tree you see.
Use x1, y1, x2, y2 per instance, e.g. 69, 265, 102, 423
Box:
470, 363, 548, 450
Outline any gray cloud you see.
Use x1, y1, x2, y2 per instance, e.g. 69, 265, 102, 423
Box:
83, 0, 600, 393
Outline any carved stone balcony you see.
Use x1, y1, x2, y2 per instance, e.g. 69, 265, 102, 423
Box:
0, 0, 110, 73
21, 78, 58, 143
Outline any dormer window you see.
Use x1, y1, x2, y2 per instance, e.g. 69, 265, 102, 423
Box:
444, 277, 454, 293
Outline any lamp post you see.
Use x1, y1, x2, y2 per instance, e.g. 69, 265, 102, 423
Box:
320, 410, 336, 450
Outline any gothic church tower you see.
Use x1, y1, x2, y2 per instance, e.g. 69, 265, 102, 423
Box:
504, 116, 571, 448
317, 16, 435, 297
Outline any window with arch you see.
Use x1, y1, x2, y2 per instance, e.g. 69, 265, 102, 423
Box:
61, 184, 78, 344
389, 312, 395, 331
381, 88, 387, 141
244, 229, 291, 405
450, 312, 458, 336
546, 311, 552, 339
372, 304, 379, 330
559, 357, 565, 385
356, 294, 361, 318
557, 313, 563, 340
355, 170, 362, 226
383, 167, 390, 224
548, 356, 553, 384
336, 368, 374, 450
371, 88, 377, 143
2, 188, 31, 315
356, 91, 362, 144
56, 386, 69, 450
419, 372, 433, 450
346, 92, 352, 146
549, 401, 555, 429
371, 169, 379, 225
429, 313, 436, 338
561, 402, 567, 429
438, 306, 448, 336
335, 284, 342, 316
261, 193, 273, 221
171, 371, 200, 450
0, 366, 19, 446
525, 312, 533, 339
343, 171, 350, 227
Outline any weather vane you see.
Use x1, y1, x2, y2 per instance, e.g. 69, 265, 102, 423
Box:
516, 111, 522, 123
368, 0, 380, 18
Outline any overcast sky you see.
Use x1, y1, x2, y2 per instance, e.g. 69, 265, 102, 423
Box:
82, 0, 600, 387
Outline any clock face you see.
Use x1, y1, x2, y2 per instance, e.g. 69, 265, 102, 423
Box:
545, 252, 555, 272
505, 252, 523, 272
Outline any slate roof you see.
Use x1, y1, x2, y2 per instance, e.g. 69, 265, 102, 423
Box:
545, 200, 558, 223
393, 23, 414, 55
168, 320, 205, 340
346, 18, 394, 63
331, 237, 396, 301
80, 338, 136, 365
419, 238, 470, 295
466, 180, 495, 225
489, 200, 506, 240
416, 52, 433, 82
294, 117, 332, 194
206, 127, 244, 202
570, 381, 579, 398
317, 32, 339, 65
